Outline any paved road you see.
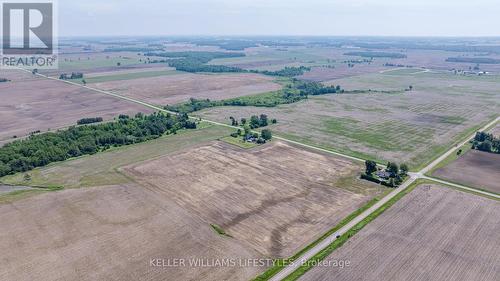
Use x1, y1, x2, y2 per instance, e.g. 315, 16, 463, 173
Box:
268, 173, 419, 281
269, 116, 499, 281
19, 68, 500, 280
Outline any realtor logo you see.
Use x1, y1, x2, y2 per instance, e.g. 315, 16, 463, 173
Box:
1, 1, 57, 68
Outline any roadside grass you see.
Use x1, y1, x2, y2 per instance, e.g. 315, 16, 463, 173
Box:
252, 188, 392, 281
72, 69, 181, 84
1, 123, 232, 189
220, 136, 258, 149
280, 179, 424, 281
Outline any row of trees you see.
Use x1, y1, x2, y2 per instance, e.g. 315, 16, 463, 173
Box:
229, 114, 276, 128
166, 80, 343, 114
472, 131, 500, 153
77, 117, 103, 125
0, 78, 9, 83
231, 127, 273, 144
254, 66, 311, 77
144, 51, 312, 77
0, 112, 197, 177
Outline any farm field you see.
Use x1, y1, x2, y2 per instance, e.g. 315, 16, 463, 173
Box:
197, 71, 500, 170
0, 125, 386, 280
122, 141, 386, 259
0, 184, 262, 281
93, 72, 282, 106
0, 69, 153, 144
78, 69, 181, 84
1, 124, 232, 188
301, 184, 500, 281
433, 150, 500, 193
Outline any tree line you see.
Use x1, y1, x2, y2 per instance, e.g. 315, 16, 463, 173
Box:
0, 112, 197, 177
77, 117, 103, 125
144, 51, 311, 77
0, 78, 9, 83
472, 131, 500, 153
166, 79, 342, 114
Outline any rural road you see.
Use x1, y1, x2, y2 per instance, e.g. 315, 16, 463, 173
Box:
269, 116, 499, 281
268, 173, 419, 281
18, 68, 500, 280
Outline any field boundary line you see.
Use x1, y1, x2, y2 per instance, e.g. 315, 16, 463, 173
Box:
421, 176, 500, 200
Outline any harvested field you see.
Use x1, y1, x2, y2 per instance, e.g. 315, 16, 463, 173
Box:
302, 184, 500, 281
298, 64, 388, 82
123, 141, 385, 258
198, 71, 500, 170
93, 73, 282, 106
0, 69, 153, 143
0, 184, 262, 281
433, 150, 500, 193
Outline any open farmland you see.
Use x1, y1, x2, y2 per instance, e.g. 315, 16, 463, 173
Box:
122, 141, 385, 258
197, 71, 500, 170
1, 124, 232, 188
93, 73, 282, 106
433, 150, 500, 193
0, 69, 153, 144
302, 184, 500, 281
0, 184, 262, 281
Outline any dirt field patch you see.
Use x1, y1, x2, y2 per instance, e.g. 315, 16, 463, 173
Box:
433, 150, 500, 193
93, 73, 282, 106
302, 184, 500, 281
123, 141, 384, 258
0, 185, 261, 281
0, 69, 153, 143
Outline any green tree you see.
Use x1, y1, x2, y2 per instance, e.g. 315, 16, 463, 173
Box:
400, 164, 409, 176
387, 162, 399, 176
261, 129, 273, 141
365, 160, 377, 175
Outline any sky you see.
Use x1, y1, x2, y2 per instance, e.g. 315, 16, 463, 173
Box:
59, 0, 500, 37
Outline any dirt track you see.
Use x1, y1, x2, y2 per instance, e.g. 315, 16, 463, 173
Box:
302, 184, 500, 281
